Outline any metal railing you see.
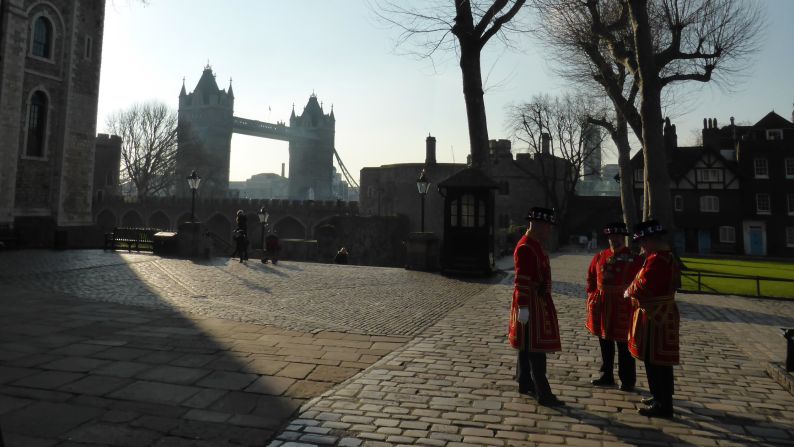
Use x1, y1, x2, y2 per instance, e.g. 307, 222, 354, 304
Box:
680, 270, 794, 298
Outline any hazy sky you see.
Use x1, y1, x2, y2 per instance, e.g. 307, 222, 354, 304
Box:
98, 1, 794, 182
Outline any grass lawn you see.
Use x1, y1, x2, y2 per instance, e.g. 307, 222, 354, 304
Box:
680, 257, 794, 298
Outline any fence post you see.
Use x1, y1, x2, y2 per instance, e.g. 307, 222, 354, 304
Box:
697, 272, 701, 292
756, 277, 761, 297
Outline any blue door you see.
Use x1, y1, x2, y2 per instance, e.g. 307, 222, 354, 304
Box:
749, 227, 764, 255
698, 230, 711, 254
674, 231, 686, 253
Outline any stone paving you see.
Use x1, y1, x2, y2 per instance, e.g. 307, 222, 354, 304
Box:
0, 250, 491, 446
1, 250, 793, 446
271, 255, 794, 446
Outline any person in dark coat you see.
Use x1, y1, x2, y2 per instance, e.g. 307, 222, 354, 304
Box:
231, 210, 248, 262
262, 232, 280, 264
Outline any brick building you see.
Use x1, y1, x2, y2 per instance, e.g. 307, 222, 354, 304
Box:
632, 111, 794, 257
0, 0, 106, 246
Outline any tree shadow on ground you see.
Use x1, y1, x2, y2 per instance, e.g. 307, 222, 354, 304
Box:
676, 299, 794, 327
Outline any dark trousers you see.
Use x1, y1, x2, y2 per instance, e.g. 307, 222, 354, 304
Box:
599, 338, 636, 386
516, 325, 553, 398
645, 360, 674, 409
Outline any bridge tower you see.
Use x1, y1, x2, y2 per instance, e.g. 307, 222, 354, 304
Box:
288, 94, 335, 200
176, 65, 234, 198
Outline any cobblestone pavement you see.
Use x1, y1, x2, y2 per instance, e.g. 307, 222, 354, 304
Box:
0, 250, 491, 446
0, 250, 492, 335
272, 254, 794, 446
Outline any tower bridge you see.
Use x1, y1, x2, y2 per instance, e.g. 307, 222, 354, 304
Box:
175, 65, 354, 201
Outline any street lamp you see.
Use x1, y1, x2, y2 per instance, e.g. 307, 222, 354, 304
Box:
416, 169, 430, 232
186, 170, 201, 222
257, 207, 269, 251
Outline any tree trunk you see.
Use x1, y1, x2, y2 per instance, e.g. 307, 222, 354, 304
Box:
613, 113, 638, 230
459, 44, 490, 168
628, 0, 673, 232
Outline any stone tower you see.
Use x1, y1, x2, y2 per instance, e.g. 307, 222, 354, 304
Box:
0, 0, 106, 243
176, 65, 234, 198
582, 124, 602, 177
288, 94, 335, 200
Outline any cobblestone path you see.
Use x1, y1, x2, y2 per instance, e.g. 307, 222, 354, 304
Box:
273, 255, 794, 446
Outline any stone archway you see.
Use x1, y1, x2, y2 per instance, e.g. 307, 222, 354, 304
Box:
121, 210, 144, 228
96, 209, 116, 232
273, 216, 306, 239
149, 211, 171, 231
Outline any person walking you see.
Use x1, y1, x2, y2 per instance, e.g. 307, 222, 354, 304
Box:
585, 222, 643, 391
625, 219, 681, 418
232, 210, 248, 262
508, 207, 563, 407
262, 232, 280, 265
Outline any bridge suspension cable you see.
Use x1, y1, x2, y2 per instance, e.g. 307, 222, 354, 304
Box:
333, 148, 360, 191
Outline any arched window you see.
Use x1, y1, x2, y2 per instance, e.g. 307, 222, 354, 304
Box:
26, 91, 48, 157
32, 17, 52, 58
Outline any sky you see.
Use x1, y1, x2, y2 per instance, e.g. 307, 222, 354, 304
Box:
97, 0, 794, 183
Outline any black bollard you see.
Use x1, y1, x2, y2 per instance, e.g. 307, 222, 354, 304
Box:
783, 328, 794, 372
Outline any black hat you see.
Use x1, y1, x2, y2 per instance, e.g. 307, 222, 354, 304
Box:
632, 219, 667, 241
527, 207, 557, 225
603, 221, 628, 235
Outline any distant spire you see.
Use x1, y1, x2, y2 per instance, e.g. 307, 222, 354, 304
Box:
205, 60, 211, 70
180, 77, 186, 96
227, 77, 234, 98
290, 103, 296, 119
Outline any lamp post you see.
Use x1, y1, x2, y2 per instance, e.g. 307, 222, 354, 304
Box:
186, 170, 201, 222
416, 169, 430, 232
257, 207, 269, 251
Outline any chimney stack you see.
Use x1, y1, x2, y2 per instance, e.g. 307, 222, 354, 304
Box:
281, 163, 285, 177
425, 134, 437, 166
541, 133, 551, 154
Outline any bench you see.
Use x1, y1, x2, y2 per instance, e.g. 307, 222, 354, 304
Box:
104, 227, 157, 252
0, 227, 18, 250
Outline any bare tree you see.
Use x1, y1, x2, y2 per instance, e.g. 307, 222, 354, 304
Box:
533, 0, 763, 232
371, 0, 531, 168
507, 93, 606, 228
106, 101, 179, 200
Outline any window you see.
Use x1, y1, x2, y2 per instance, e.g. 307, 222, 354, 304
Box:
786, 158, 794, 178
699, 195, 719, 213
460, 194, 475, 227
84, 36, 93, 60
788, 193, 794, 215
766, 129, 783, 141
756, 193, 771, 214
788, 227, 794, 248
674, 195, 684, 212
696, 168, 723, 183
450, 199, 458, 226
478, 200, 486, 227
31, 17, 52, 58
719, 226, 735, 243
634, 168, 643, 182
106, 172, 114, 187
754, 159, 769, 178
25, 91, 48, 157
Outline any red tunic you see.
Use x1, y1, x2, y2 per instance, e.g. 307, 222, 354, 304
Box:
585, 246, 643, 341
625, 250, 681, 365
508, 234, 561, 352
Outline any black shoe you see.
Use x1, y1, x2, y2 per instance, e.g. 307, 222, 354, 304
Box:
640, 396, 654, 405
638, 402, 673, 418
538, 395, 565, 407
619, 383, 635, 392
591, 375, 616, 387
518, 386, 536, 396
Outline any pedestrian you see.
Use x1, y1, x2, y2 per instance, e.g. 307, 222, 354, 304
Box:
585, 222, 643, 391
262, 232, 280, 265
625, 219, 681, 418
231, 210, 248, 262
334, 247, 349, 264
508, 207, 564, 407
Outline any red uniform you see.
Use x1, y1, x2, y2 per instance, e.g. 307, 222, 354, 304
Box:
625, 250, 681, 365
508, 234, 561, 352
585, 247, 643, 341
